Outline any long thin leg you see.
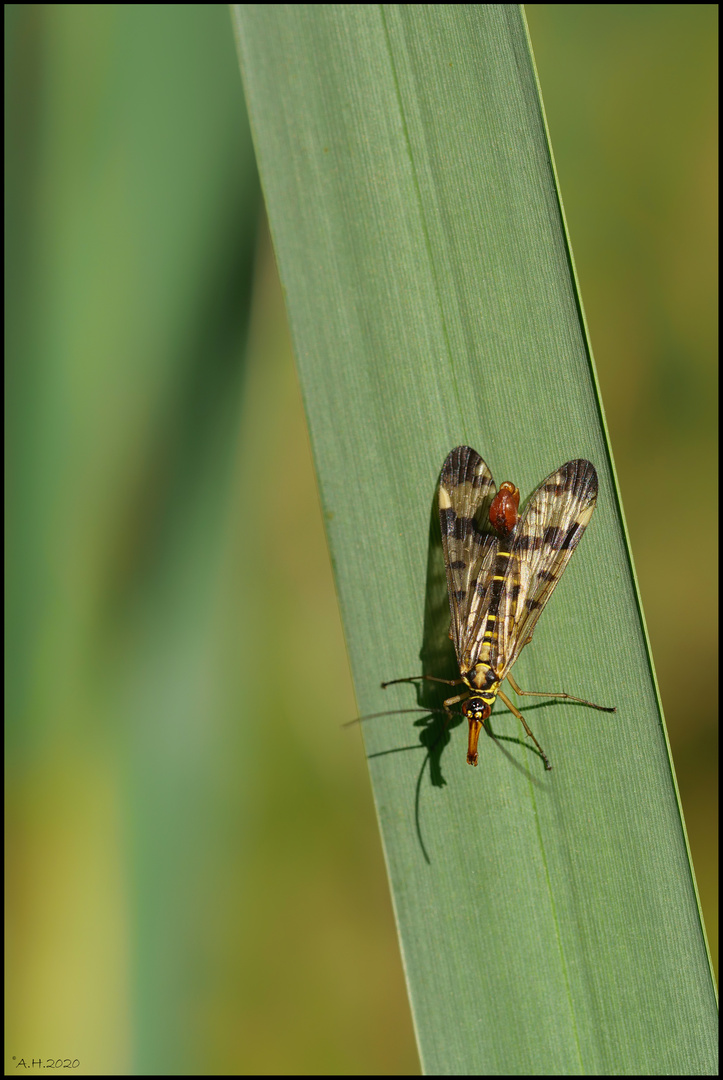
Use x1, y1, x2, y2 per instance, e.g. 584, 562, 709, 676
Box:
506, 672, 616, 713
381, 674, 468, 729
497, 689, 552, 771
381, 674, 464, 690
440, 693, 470, 755
442, 691, 469, 717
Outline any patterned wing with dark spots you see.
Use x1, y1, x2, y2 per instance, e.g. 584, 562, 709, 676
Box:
438, 446, 499, 669
497, 459, 598, 676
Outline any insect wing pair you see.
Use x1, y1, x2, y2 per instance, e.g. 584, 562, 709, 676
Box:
383, 446, 614, 770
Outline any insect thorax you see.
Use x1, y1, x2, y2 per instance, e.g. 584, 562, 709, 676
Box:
462, 662, 499, 706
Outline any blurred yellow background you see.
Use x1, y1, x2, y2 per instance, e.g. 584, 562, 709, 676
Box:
6, 5, 716, 1075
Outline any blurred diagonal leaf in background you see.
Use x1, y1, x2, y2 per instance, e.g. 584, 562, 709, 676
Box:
6, 4, 416, 1073
6, 4, 259, 1071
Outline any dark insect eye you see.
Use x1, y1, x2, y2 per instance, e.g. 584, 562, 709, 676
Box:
464, 697, 491, 722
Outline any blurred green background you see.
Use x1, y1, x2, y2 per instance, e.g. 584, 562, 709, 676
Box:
5, 5, 716, 1075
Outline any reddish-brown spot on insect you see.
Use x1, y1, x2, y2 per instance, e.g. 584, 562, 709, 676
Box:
489, 481, 520, 536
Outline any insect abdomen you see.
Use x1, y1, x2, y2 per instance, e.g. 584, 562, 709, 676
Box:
480, 545, 513, 669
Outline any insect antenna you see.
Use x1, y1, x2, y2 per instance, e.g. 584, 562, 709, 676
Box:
342, 707, 449, 729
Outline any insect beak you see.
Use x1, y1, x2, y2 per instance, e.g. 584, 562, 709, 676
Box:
466, 717, 483, 767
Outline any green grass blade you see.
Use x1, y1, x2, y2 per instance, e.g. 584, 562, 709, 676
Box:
232, 5, 717, 1074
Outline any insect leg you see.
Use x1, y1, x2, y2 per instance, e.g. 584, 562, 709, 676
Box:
442, 691, 469, 718
381, 675, 464, 690
433, 693, 472, 763
497, 689, 552, 771
506, 672, 616, 713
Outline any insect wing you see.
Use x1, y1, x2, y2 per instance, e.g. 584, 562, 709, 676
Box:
438, 446, 498, 666
498, 459, 598, 675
